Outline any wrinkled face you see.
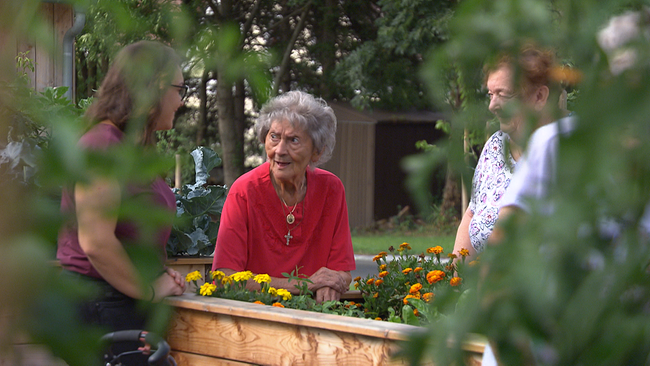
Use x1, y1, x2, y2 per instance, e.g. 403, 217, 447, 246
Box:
487, 66, 523, 138
156, 67, 184, 131
487, 66, 545, 142
265, 119, 321, 185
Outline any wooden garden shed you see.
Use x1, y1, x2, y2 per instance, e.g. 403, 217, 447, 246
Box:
323, 102, 447, 229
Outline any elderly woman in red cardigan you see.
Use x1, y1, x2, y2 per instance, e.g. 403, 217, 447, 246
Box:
212, 91, 355, 303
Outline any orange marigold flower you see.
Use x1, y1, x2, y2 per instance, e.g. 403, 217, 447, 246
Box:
469, 260, 479, 267
354, 282, 359, 289
399, 242, 412, 250
379, 264, 387, 271
378, 270, 389, 278
414, 267, 423, 273
375, 317, 382, 321
402, 268, 413, 275
375, 279, 384, 286
373, 293, 379, 298
409, 283, 423, 294
448, 253, 458, 259
253, 301, 265, 305
423, 292, 434, 303
426, 270, 445, 284
372, 255, 382, 262
459, 248, 470, 257
414, 309, 420, 316
348, 301, 356, 306
367, 278, 375, 285
353, 276, 361, 282
427, 246, 444, 254
450, 277, 462, 286
272, 302, 285, 308
403, 292, 421, 305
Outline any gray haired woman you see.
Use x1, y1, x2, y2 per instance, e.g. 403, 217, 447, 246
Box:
213, 91, 355, 303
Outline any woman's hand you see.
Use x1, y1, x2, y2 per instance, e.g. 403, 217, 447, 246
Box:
152, 272, 185, 302
307, 268, 351, 302
315, 286, 341, 303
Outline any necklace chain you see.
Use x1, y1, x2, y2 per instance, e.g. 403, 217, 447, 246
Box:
278, 181, 306, 246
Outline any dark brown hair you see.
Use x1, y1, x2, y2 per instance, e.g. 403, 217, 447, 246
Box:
84, 41, 181, 145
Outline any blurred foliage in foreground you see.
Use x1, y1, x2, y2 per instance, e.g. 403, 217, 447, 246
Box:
405, 0, 650, 365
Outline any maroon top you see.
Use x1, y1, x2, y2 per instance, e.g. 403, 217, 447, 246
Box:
57, 123, 176, 279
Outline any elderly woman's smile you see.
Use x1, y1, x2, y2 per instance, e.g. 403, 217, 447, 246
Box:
266, 119, 319, 186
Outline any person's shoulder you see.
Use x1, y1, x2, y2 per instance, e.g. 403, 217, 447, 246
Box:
79, 123, 123, 149
530, 116, 577, 145
229, 163, 268, 191
310, 167, 344, 190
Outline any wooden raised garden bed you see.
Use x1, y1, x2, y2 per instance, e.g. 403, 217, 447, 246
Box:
165, 294, 486, 366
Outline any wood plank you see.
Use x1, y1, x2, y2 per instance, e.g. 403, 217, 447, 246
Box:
166, 294, 422, 341
35, 3, 55, 91
168, 308, 412, 366
170, 351, 255, 366
53, 4, 73, 88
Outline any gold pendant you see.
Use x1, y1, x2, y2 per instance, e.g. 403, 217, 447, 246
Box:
287, 213, 295, 225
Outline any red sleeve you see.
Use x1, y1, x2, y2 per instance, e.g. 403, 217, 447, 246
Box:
212, 181, 249, 272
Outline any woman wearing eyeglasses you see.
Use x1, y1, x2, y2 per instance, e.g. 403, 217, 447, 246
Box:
57, 40, 186, 365
453, 45, 563, 259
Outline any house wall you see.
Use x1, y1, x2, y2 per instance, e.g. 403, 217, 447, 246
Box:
13, 3, 73, 91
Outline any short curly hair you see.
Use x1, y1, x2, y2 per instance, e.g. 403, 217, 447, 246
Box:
256, 91, 337, 167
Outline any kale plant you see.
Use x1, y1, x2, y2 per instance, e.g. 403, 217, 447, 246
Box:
166, 146, 227, 257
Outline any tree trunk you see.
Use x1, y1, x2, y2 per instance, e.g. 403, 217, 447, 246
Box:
440, 167, 461, 221
216, 79, 244, 188
196, 69, 209, 146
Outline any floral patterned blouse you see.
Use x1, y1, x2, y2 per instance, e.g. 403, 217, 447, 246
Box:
468, 131, 516, 252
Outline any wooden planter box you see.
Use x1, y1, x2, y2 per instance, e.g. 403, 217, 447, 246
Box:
165, 294, 486, 366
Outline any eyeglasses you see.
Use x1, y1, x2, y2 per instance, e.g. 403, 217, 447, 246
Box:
171, 84, 189, 100
487, 91, 518, 101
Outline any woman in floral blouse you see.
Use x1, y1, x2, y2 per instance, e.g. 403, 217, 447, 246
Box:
453, 45, 563, 257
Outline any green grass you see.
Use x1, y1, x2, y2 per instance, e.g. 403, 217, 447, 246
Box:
351, 234, 454, 255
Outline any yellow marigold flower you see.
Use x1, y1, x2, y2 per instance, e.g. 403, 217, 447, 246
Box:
402, 268, 413, 275
353, 276, 361, 282
231, 271, 254, 282
409, 283, 423, 294
253, 274, 271, 284
276, 288, 292, 301
367, 278, 375, 285
373, 293, 379, 298
423, 292, 434, 303
272, 302, 284, 308
459, 248, 470, 257
268, 287, 278, 296
221, 276, 233, 285
399, 242, 411, 250
211, 270, 225, 281
426, 270, 445, 284
379, 264, 387, 271
199, 283, 217, 296
185, 270, 202, 282
378, 271, 389, 278
450, 277, 462, 286
375, 279, 384, 286
414, 267, 423, 273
